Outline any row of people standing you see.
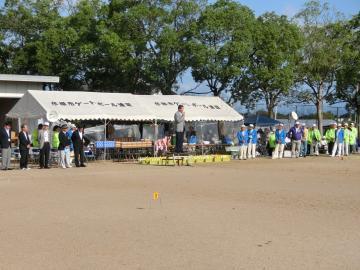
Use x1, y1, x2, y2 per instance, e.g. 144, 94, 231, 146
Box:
0, 121, 87, 170
278, 121, 358, 158
236, 124, 257, 160
325, 122, 358, 157
234, 121, 358, 160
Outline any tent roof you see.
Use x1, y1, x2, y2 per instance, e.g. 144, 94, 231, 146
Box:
137, 95, 243, 122
7, 90, 243, 122
244, 115, 281, 126
6, 90, 154, 121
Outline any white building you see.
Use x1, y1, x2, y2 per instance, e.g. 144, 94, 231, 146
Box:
0, 74, 59, 129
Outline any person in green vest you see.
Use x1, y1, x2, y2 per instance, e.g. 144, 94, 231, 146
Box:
325, 123, 337, 155
308, 124, 321, 156
343, 123, 351, 156
52, 125, 60, 149
268, 127, 276, 157
350, 123, 358, 153
31, 123, 43, 148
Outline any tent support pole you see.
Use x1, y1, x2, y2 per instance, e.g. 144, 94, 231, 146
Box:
104, 119, 107, 160
153, 119, 157, 157
200, 122, 204, 155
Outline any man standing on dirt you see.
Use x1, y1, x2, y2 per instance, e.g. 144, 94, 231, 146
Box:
288, 121, 303, 158
0, 121, 12, 170
174, 105, 185, 153
350, 123, 358, 153
325, 123, 337, 156
308, 124, 321, 156
247, 124, 257, 159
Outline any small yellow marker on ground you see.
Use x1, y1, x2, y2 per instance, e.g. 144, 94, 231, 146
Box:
153, 192, 160, 200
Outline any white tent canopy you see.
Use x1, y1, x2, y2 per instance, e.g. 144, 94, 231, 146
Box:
7, 90, 243, 122
137, 95, 243, 122
6, 90, 154, 121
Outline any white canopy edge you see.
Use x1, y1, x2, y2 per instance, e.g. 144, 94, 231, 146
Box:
7, 90, 243, 122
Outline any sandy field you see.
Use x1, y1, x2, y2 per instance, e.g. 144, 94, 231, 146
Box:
0, 156, 360, 270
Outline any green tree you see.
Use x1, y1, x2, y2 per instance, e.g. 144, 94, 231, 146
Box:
335, 12, 360, 135
231, 12, 302, 118
293, 0, 346, 134
189, 0, 255, 98
103, 0, 203, 94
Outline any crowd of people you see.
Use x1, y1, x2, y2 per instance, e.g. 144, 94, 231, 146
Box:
236, 121, 358, 160
0, 121, 88, 170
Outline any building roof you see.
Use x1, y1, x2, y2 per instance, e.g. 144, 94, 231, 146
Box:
0, 93, 24, 98
0, 74, 59, 83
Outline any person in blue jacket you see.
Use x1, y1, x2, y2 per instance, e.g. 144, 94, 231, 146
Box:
273, 123, 286, 159
331, 123, 344, 157
237, 124, 248, 160
247, 124, 257, 159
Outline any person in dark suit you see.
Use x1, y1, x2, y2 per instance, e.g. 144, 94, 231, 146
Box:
71, 125, 87, 167
19, 124, 31, 170
0, 121, 12, 170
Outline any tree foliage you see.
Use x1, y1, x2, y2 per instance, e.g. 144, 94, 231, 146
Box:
231, 12, 302, 117
0, 0, 359, 122
189, 0, 255, 97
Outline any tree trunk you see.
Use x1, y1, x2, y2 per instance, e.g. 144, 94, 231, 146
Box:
316, 100, 323, 135
267, 107, 274, 119
266, 98, 275, 119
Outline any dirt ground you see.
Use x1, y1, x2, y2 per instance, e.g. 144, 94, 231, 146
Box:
0, 156, 360, 270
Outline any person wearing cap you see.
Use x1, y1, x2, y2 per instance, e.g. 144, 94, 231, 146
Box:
0, 121, 12, 170
38, 122, 51, 169
71, 125, 87, 167
19, 124, 31, 170
287, 121, 303, 158
268, 127, 276, 157
31, 123, 42, 148
273, 123, 286, 159
325, 123, 337, 155
343, 123, 351, 156
349, 123, 358, 153
58, 125, 72, 169
237, 125, 248, 160
247, 124, 257, 159
300, 123, 309, 157
331, 123, 344, 157
308, 124, 321, 156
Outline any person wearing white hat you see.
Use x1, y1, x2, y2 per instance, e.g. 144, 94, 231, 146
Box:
331, 123, 344, 157
349, 122, 358, 153
287, 121, 303, 158
247, 124, 257, 159
38, 122, 51, 169
343, 123, 351, 156
273, 123, 286, 159
308, 124, 321, 156
237, 125, 248, 160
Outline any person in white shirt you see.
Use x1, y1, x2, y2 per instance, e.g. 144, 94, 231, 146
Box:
38, 122, 51, 169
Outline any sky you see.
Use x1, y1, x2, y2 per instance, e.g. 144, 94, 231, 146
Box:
220, 0, 360, 17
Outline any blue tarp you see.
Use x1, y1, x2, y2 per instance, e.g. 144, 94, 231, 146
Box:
244, 115, 281, 127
